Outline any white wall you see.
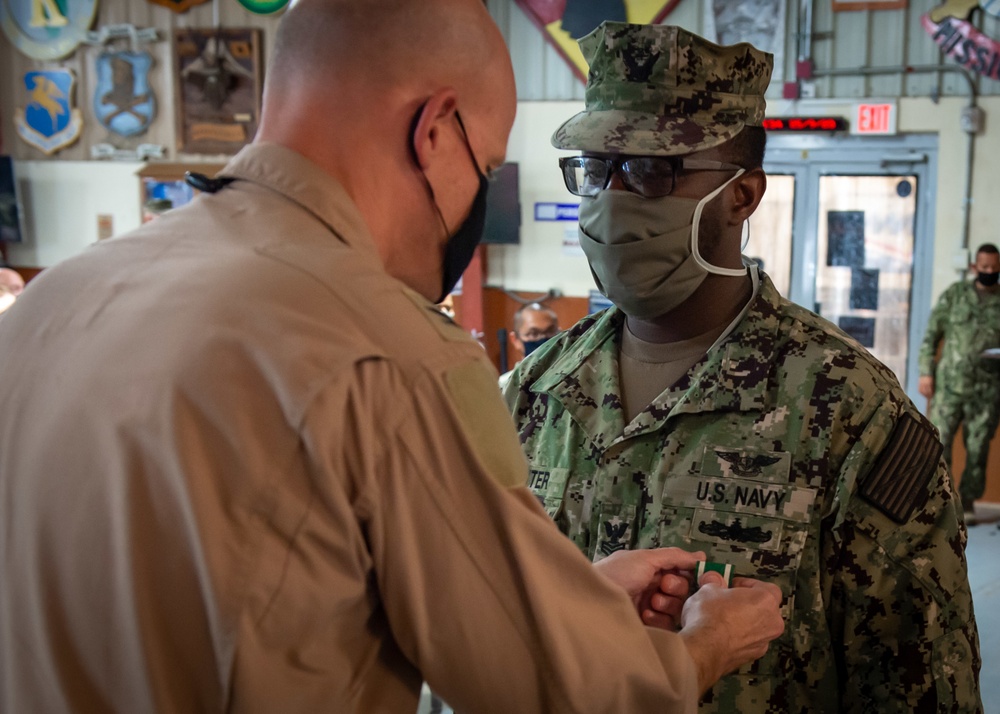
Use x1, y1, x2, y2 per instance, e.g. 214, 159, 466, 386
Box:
488, 102, 589, 296
7, 160, 143, 267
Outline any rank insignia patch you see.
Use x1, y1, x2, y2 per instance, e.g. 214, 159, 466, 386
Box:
94, 51, 155, 137
15, 69, 83, 155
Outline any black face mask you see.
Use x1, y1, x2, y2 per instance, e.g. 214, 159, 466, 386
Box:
410, 104, 490, 303
977, 271, 999, 287
522, 337, 550, 357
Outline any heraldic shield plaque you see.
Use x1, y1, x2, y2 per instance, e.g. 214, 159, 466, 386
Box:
0, 0, 99, 60
174, 27, 262, 155
95, 51, 156, 137
15, 69, 84, 154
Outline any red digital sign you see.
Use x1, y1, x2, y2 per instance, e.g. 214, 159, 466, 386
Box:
762, 117, 847, 132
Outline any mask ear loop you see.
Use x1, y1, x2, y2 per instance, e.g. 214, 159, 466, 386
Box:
691, 169, 748, 278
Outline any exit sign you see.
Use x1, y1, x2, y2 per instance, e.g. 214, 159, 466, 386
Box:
853, 102, 897, 135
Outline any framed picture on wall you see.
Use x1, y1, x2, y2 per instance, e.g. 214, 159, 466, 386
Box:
173, 28, 263, 155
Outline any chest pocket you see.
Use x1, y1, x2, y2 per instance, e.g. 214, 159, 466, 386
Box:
658, 447, 816, 681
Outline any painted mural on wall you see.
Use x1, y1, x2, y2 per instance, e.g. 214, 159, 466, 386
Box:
512, 0, 681, 82
14, 69, 84, 154
94, 50, 156, 137
0, 0, 99, 60
923, 0, 1000, 80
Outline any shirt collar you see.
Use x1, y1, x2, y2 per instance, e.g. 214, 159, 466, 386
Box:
219, 142, 378, 259
529, 275, 786, 445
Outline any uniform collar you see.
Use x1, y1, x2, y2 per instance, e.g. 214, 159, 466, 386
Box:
219, 142, 378, 259
530, 275, 784, 448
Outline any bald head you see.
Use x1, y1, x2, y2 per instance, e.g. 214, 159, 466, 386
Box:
264, 0, 514, 134
0, 268, 24, 297
256, 0, 517, 302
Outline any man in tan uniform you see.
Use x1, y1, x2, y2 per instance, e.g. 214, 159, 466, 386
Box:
0, 2, 784, 712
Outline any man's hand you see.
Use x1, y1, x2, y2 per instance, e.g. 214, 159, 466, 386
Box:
593, 548, 703, 631
918, 375, 935, 399
678, 572, 785, 694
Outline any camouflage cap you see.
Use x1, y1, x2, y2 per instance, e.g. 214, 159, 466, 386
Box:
552, 22, 773, 156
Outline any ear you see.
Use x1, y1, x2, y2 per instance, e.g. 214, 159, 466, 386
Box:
509, 331, 524, 351
730, 168, 767, 225
409, 89, 459, 171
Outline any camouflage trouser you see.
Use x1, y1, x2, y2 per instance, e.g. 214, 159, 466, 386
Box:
930, 390, 1000, 503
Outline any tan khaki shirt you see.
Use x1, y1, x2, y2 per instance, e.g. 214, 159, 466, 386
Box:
0, 143, 697, 713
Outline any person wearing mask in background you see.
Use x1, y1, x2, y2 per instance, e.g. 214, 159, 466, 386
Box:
0, 267, 24, 298
0, 2, 785, 712
919, 242, 1000, 524
502, 22, 981, 712
499, 301, 559, 388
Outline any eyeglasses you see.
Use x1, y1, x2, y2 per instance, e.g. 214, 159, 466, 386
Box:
519, 326, 558, 341
558, 155, 743, 198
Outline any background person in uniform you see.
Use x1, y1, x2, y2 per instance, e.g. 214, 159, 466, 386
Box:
0, 267, 24, 297
502, 22, 981, 712
919, 242, 1000, 522
0, 2, 786, 712
499, 301, 559, 386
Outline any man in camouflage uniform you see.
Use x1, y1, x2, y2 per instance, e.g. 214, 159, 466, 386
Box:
503, 22, 982, 712
919, 243, 1000, 520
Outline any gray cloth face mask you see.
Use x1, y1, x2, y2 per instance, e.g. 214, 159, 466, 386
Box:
578, 170, 744, 320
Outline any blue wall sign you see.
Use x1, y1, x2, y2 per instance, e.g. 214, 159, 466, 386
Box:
534, 202, 579, 221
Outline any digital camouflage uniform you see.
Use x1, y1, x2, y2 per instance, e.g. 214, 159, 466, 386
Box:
552, 24, 772, 156
503, 275, 982, 712
918, 279, 1000, 504
522, 21, 981, 711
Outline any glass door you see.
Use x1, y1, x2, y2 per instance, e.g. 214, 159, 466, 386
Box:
760, 134, 937, 404
815, 174, 917, 380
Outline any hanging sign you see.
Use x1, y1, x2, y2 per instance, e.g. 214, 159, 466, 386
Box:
236, 0, 289, 13
15, 69, 84, 154
922, 14, 1000, 80
0, 0, 99, 60
922, 0, 1000, 80
147, 0, 211, 12
512, 0, 681, 82
94, 51, 156, 136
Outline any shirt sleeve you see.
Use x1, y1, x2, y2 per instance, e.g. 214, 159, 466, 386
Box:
824, 395, 982, 712
918, 286, 953, 377
307, 355, 700, 714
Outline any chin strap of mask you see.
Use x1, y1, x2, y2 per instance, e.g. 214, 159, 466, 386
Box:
690, 169, 748, 278
706, 258, 762, 355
